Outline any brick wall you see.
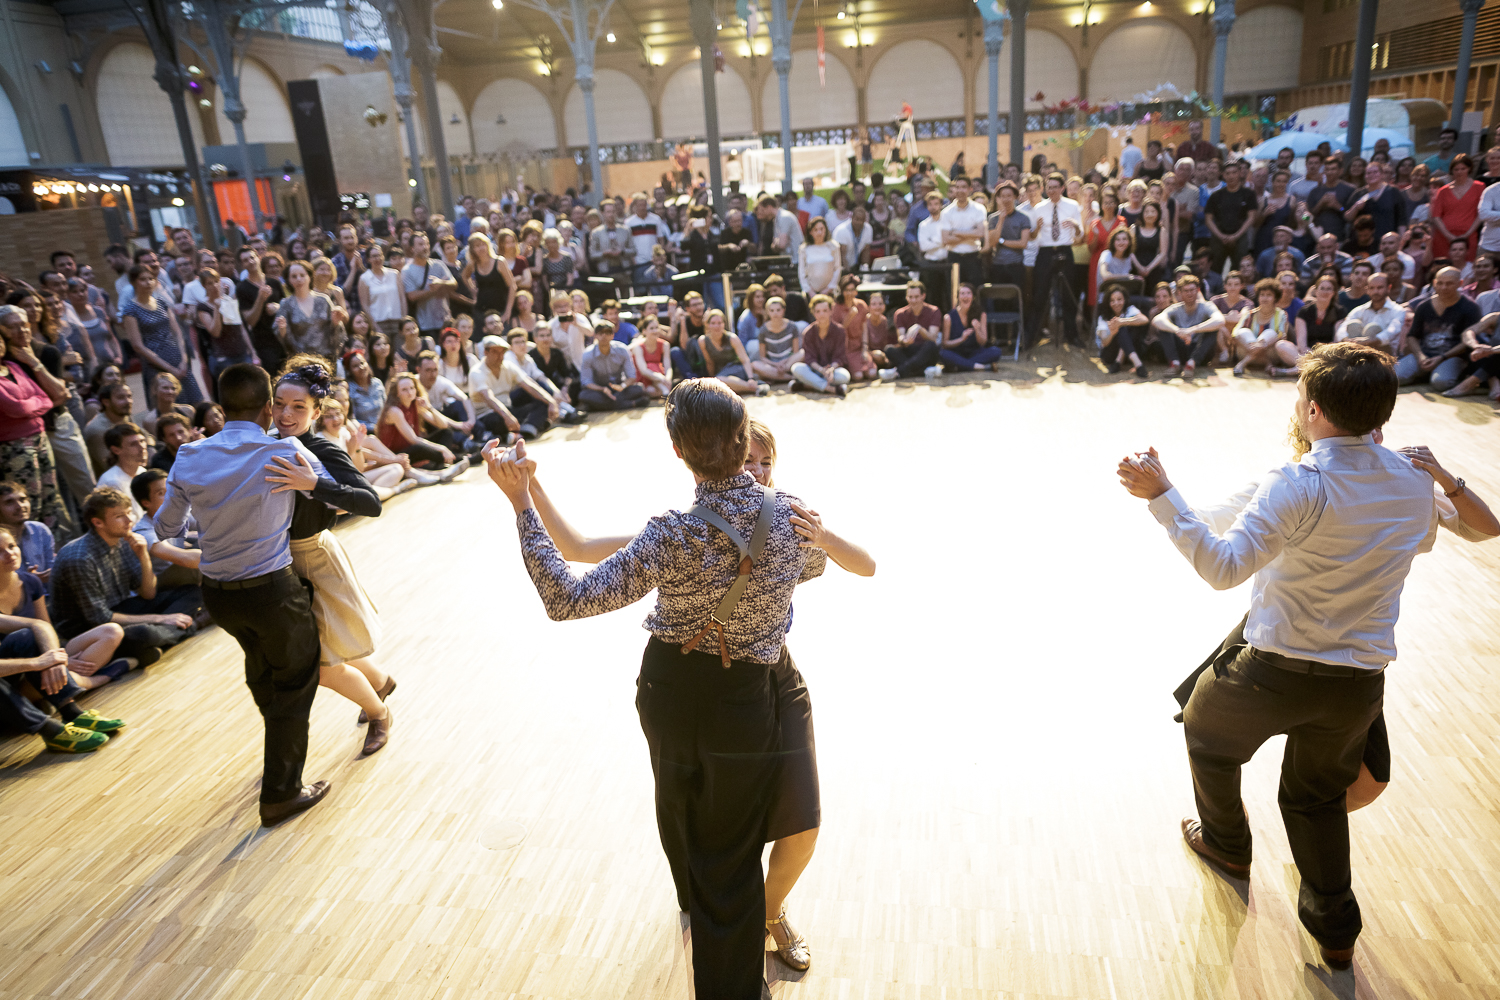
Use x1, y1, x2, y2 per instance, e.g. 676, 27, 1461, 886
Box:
0, 207, 120, 288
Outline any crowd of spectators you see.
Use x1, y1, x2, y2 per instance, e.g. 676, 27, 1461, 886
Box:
0, 121, 1493, 753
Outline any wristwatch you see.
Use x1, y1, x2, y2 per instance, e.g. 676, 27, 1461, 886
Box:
1444, 477, 1466, 498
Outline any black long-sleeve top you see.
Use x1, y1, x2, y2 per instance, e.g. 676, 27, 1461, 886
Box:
291, 431, 382, 538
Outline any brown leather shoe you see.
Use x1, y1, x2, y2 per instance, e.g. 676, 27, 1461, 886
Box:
362, 704, 392, 756
357, 675, 397, 725
1181, 817, 1251, 878
1321, 945, 1355, 971
260, 781, 331, 826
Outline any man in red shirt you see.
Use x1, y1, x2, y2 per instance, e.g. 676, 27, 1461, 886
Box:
879, 280, 943, 379
1175, 120, 1220, 169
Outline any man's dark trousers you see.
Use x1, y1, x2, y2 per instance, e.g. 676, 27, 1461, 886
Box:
636, 637, 780, 1000
202, 568, 321, 805
112, 585, 203, 658
1028, 246, 1078, 346
885, 338, 940, 377
1157, 328, 1219, 368
1183, 631, 1383, 951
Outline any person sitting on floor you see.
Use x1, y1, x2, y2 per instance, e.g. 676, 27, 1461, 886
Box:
579, 322, 648, 411
880, 280, 943, 380
415, 350, 480, 459
792, 295, 851, 395
0, 481, 56, 587
1150, 274, 1225, 379
939, 283, 1004, 373
149, 412, 195, 472
49, 487, 204, 669
98, 422, 150, 520
376, 374, 468, 481
130, 468, 201, 589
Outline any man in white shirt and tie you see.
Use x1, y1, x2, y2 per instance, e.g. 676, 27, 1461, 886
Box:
1027, 172, 1084, 348
1118, 342, 1498, 972
916, 191, 951, 309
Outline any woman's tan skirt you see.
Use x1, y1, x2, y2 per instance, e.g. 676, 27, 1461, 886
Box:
290, 530, 381, 666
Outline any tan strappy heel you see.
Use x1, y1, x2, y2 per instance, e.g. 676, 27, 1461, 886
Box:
766, 906, 811, 971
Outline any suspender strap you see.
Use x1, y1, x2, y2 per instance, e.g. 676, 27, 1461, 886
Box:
681, 485, 777, 667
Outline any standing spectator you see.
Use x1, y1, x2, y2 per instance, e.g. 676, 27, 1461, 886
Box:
636, 245, 679, 297
120, 266, 203, 404
237, 249, 286, 376
274, 260, 345, 361
798, 218, 843, 299
589, 201, 633, 280
626, 193, 670, 268
1131, 201, 1170, 293
193, 268, 252, 384
401, 233, 456, 341
539, 228, 578, 297
796, 178, 829, 220
1428, 153, 1482, 259
356, 244, 407, 336
1344, 161, 1410, 242
1027, 173, 1085, 348
938, 283, 1002, 373
939, 176, 987, 291
754, 195, 803, 257
1254, 169, 1299, 254
791, 296, 850, 395
1396, 267, 1479, 391
880, 280, 943, 379
832, 206, 874, 271
1423, 127, 1458, 177
1150, 274, 1224, 378
579, 323, 648, 411
0, 306, 70, 536
1136, 140, 1168, 182
51, 486, 201, 665
1204, 161, 1259, 270
1174, 120, 1218, 167
1119, 137, 1144, 180
987, 180, 1034, 292
65, 278, 120, 374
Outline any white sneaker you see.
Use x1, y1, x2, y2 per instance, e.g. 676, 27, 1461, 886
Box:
924, 365, 942, 379
878, 368, 897, 381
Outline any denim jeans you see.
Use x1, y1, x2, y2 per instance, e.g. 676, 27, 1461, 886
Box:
1393, 352, 1465, 392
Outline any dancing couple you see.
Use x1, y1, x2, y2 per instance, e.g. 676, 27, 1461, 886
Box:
155, 358, 398, 827
1119, 342, 1498, 971
484, 378, 874, 1000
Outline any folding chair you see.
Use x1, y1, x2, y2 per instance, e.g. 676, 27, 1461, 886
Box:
981, 283, 1025, 360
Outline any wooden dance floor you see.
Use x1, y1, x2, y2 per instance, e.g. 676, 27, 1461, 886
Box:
2, 359, 1498, 1000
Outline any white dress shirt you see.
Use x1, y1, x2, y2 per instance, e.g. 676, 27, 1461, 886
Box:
1146, 435, 1491, 670
1367, 250, 1416, 281
1033, 197, 1083, 248
832, 219, 873, 265
1335, 299, 1407, 348
917, 216, 948, 261
1479, 181, 1500, 253
939, 200, 987, 255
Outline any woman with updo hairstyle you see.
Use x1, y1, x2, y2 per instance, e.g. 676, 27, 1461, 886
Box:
268, 354, 396, 755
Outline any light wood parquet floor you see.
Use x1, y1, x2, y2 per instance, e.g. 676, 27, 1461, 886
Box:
1, 359, 1498, 1000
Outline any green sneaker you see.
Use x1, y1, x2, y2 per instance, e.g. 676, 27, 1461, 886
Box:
43, 723, 109, 753
69, 709, 126, 734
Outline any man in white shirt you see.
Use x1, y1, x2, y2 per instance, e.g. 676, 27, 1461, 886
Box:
626, 193, 670, 267
939, 176, 987, 288
467, 336, 523, 443
831, 205, 874, 270
179, 261, 235, 312
1366, 231, 1416, 281
1335, 274, 1407, 351
796, 177, 828, 220
916, 191, 951, 309
1478, 146, 1500, 253
416, 351, 478, 457
1027, 172, 1084, 347
1118, 342, 1498, 971
98, 423, 150, 520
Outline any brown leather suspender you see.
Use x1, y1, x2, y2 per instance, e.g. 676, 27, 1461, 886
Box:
681, 485, 777, 668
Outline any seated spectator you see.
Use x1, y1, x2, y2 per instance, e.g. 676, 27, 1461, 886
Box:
1276, 268, 1306, 326
468, 335, 525, 442
129, 468, 200, 589
635, 245, 679, 296
1276, 273, 1344, 376
832, 274, 877, 382
0, 480, 56, 588
793, 295, 851, 395
580, 322, 649, 410
315, 398, 428, 495
1256, 225, 1305, 278
1447, 236, 1475, 283
630, 317, 673, 398
1147, 281, 1176, 324
193, 400, 225, 437
506, 329, 575, 435
938, 283, 1002, 373
601, 300, 638, 345
415, 350, 479, 457
1461, 252, 1498, 301
134, 371, 195, 436
84, 381, 135, 474
1300, 232, 1355, 285
438, 327, 477, 387
150, 413, 194, 472
1231, 278, 1294, 376
736, 283, 768, 351
1336, 273, 1407, 352
880, 280, 944, 380
344, 349, 387, 427
1096, 286, 1149, 377
1338, 261, 1374, 312
695, 308, 763, 395
1379, 257, 1419, 305
1187, 246, 1224, 296
1097, 228, 1135, 303
763, 274, 808, 323
1440, 309, 1500, 399
1150, 274, 1224, 378
1343, 215, 1379, 258
864, 291, 894, 370
376, 373, 466, 478
1210, 270, 1253, 360
98, 423, 149, 519
1397, 266, 1479, 391
750, 296, 803, 384
1368, 230, 1416, 281
50, 487, 203, 667
548, 290, 592, 368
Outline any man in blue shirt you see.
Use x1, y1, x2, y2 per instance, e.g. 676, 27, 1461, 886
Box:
155, 363, 330, 827
796, 177, 828, 219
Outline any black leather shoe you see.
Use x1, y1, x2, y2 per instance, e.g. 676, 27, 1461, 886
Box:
260, 781, 331, 826
1321, 945, 1355, 971
1181, 817, 1250, 878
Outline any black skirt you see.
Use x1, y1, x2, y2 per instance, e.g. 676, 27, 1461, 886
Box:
1175, 616, 1389, 783
767, 650, 820, 841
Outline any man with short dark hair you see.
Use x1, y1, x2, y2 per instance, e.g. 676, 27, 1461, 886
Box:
1027, 172, 1085, 347
1424, 127, 1458, 177
154, 363, 330, 826
84, 382, 135, 475
132, 467, 200, 588
98, 422, 149, 519
1205, 161, 1259, 270
986, 180, 1033, 292
579, 322, 647, 411
1119, 341, 1498, 973
601, 299, 638, 345
52, 486, 202, 667
880, 281, 943, 379
402, 232, 456, 340
1152, 275, 1225, 378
